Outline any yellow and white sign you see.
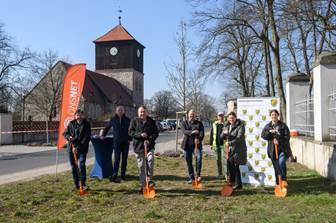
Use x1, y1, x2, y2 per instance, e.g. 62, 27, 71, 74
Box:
237, 97, 280, 186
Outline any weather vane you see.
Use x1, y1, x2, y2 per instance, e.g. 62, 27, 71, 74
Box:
118, 7, 122, 25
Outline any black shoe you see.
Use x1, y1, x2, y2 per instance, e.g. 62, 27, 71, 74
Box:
121, 175, 126, 181
148, 180, 155, 188
233, 184, 243, 190
110, 176, 121, 183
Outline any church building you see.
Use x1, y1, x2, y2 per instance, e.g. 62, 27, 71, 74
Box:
24, 22, 145, 121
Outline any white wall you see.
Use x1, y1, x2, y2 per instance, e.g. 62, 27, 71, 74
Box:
290, 137, 336, 180
314, 64, 336, 141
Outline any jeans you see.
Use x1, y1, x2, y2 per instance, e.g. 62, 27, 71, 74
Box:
272, 152, 287, 184
68, 151, 87, 187
184, 144, 203, 180
136, 149, 154, 187
112, 142, 130, 177
227, 154, 242, 186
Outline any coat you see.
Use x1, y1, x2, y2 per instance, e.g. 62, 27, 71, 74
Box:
261, 120, 292, 160
63, 118, 91, 153
102, 114, 131, 144
181, 119, 205, 150
221, 119, 247, 165
209, 121, 224, 147
128, 116, 159, 154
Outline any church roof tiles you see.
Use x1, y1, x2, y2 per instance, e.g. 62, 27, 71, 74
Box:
94, 25, 135, 42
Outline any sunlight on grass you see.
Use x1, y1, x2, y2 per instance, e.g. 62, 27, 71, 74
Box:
0, 156, 335, 222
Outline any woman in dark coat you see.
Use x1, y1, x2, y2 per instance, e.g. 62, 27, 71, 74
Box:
261, 109, 292, 188
221, 111, 247, 190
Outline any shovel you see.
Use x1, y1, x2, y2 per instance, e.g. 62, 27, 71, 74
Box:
192, 140, 203, 189
143, 143, 155, 199
72, 146, 87, 196
221, 142, 233, 196
274, 144, 287, 198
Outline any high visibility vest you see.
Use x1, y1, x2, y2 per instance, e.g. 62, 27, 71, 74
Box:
212, 121, 224, 149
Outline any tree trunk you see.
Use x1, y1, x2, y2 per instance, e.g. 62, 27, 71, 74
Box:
267, 0, 286, 120
263, 39, 271, 96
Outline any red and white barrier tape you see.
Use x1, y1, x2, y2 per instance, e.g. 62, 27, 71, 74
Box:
0, 127, 104, 135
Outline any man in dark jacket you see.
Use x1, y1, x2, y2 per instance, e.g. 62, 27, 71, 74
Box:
128, 105, 159, 193
210, 112, 226, 178
181, 109, 205, 184
63, 109, 91, 190
261, 109, 292, 188
102, 106, 131, 182
221, 111, 247, 190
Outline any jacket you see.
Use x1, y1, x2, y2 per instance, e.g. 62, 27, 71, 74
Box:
261, 120, 292, 160
181, 119, 205, 150
63, 118, 91, 153
128, 116, 159, 154
221, 119, 247, 165
102, 114, 131, 143
209, 121, 224, 147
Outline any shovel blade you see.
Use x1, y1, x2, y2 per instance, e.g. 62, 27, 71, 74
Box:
192, 180, 203, 189
274, 185, 287, 198
79, 188, 87, 196
143, 186, 155, 199
221, 184, 233, 197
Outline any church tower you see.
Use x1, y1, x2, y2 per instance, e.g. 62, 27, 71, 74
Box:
93, 22, 145, 110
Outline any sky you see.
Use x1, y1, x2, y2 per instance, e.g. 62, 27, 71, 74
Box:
1, 0, 223, 110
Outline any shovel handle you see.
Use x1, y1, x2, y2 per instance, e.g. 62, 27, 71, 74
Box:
144, 141, 150, 187
71, 145, 84, 190
274, 144, 283, 185
226, 141, 229, 160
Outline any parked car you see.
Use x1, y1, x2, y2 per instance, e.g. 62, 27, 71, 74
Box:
165, 119, 177, 130
155, 120, 163, 132
160, 121, 171, 131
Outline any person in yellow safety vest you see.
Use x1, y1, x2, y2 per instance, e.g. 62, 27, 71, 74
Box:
209, 112, 227, 179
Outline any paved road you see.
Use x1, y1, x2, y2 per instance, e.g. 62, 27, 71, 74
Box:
0, 131, 180, 176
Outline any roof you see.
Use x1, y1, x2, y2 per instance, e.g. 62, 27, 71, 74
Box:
27, 61, 133, 107
60, 61, 132, 106
94, 25, 136, 43
83, 69, 133, 106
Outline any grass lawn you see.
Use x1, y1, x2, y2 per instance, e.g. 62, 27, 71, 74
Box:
0, 155, 335, 223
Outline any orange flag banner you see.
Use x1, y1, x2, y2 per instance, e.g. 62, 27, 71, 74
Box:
57, 64, 86, 150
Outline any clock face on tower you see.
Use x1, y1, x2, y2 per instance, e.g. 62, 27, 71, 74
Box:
110, 47, 118, 56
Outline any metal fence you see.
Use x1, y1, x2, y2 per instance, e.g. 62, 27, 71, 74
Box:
328, 89, 336, 140
293, 94, 315, 137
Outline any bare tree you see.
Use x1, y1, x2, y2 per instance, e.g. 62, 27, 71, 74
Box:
199, 94, 216, 124
165, 20, 191, 111
25, 50, 66, 121
151, 90, 178, 120
186, 70, 206, 112
0, 23, 32, 111
190, 2, 265, 97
